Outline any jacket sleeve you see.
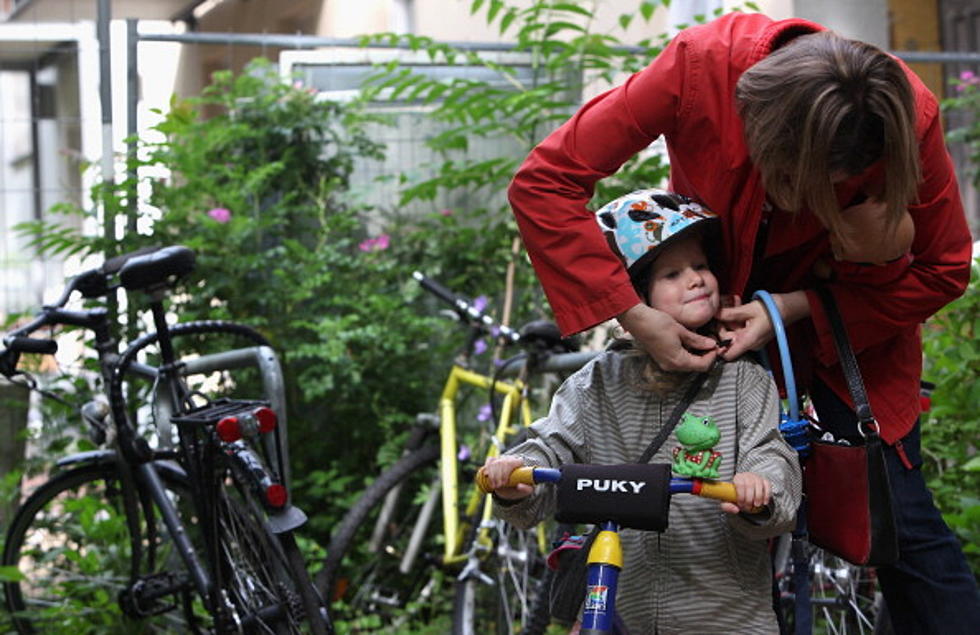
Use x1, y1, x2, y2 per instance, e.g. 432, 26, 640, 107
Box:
492, 363, 597, 529
728, 360, 802, 540
806, 102, 973, 363
507, 31, 694, 336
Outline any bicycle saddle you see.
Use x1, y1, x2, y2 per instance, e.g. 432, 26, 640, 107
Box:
74, 246, 163, 298
119, 245, 196, 291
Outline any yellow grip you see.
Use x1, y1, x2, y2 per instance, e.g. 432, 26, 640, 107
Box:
697, 479, 764, 514
697, 480, 738, 503
476, 465, 536, 493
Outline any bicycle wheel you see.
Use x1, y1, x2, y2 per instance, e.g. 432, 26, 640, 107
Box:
775, 538, 887, 635
317, 443, 445, 632
209, 450, 330, 634
451, 515, 553, 635
2, 461, 204, 634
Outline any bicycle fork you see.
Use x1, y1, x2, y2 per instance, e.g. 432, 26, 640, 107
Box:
582, 521, 624, 635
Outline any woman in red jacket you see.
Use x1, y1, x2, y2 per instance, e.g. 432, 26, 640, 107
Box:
507, 12, 978, 635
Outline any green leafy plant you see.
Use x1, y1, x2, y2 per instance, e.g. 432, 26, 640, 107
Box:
943, 70, 980, 187
13, 5, 758, 607
921, 257, 980, 573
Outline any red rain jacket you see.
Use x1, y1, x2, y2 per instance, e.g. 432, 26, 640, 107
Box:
508, 13, 972, 444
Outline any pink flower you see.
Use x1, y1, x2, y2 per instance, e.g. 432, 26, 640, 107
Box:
207, 207, 231, 223
440, 208, 453, 216
358, 234, 391, 252
959, 70, 975, 82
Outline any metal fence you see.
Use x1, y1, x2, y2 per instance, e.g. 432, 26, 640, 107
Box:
1, 19, 979, 317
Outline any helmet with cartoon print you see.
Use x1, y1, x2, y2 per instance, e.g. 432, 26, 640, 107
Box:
595, 188, 720, 297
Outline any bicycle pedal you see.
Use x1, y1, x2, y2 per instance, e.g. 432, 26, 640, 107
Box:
120, 571, 188, 617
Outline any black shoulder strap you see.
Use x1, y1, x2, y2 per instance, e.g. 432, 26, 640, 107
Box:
814, 286, 876, 432
636, 370, 710, 464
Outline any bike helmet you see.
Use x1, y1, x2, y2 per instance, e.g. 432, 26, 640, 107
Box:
595, 188, 720, 299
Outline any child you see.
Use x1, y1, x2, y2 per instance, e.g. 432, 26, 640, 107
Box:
483, 189, 802, 634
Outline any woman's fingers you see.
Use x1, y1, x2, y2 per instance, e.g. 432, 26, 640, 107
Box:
717, 301, 775, 360
625, 304, 719, 372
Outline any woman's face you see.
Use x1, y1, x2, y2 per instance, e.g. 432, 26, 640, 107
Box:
645, 234, 720, 329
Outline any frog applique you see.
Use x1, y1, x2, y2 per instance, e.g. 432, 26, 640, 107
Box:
672, 412, 722, 479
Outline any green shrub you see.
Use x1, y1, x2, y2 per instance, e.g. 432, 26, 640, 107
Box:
921, 257, 980, 573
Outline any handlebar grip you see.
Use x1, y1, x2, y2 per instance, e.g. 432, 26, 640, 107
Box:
5, 337, 58, 355
476, 465, 538, 494
691, 479, 738, 503
676, 478, 764, 514
412, 271, 459, 307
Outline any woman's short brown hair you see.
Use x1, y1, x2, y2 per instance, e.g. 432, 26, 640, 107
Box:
735, 30, 920, 239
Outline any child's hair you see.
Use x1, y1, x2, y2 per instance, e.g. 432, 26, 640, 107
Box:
594, 188, 720, 301
735, 30, 920, 242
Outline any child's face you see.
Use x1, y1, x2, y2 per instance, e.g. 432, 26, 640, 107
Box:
645, 234, 720, 329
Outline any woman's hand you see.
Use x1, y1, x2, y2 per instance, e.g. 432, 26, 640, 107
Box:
717, 291, 810, 360
482, 456, 534, 500
833, 198, 914, 264
617, 303, 719, 372
721, 472, 772, 514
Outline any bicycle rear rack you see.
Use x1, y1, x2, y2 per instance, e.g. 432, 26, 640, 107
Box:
170, 398, 270, 427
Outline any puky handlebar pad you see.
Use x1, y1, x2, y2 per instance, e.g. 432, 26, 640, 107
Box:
556, 463, 672, 531
478, 463, 747, 531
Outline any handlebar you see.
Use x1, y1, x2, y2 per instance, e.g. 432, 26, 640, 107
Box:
1, 246, 189, 377
413, 271, 521, 344
476, 465, 741, 505
5, 337, 58, 355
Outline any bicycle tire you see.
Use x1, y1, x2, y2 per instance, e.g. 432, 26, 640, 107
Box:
2, 461, 204, 634
208, 448, 330, 634
775, 537, 889, 635
450, 512, 553, 635
317, 442, 442, 631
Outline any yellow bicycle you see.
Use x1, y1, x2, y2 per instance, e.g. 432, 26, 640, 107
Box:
317, 272, 595, 633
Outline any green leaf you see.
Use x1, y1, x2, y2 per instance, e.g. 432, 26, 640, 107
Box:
470, 0, 484, 15
500, 8, 518, 34
963, 455, 980, 472
619, 13, 633, 30
550, 3, 593, 17
487, 0, 504, 23
0, 566, 24, 582
640, 1, 657, 21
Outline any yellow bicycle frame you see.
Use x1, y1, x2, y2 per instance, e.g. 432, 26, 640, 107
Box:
437, 364, 534, 565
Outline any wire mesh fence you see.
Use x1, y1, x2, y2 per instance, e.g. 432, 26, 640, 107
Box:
0, 5, 978, 316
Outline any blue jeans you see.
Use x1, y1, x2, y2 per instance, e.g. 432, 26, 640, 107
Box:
810, 380, 980, 635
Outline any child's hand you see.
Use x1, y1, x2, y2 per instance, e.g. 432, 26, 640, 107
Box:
483, 456, 534, 500
721, 472, 771, 514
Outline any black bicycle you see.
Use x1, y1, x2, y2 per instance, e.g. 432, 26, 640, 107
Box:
1, 245, 331, 634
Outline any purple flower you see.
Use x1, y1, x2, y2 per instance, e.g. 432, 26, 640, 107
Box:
358, 234, 391, 252
473, 338, 488, 356
457, 444, 471, 462
477, 403, 492, 422
473, 295, 488, 313
207, 207, 231, 223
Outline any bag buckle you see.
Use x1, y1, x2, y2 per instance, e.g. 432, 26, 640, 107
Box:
857, 418, 880, 438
